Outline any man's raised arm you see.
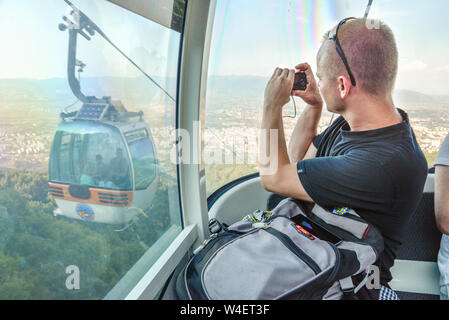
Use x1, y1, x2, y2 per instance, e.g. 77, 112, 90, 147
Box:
258, 65, 322, 202
288, 63, 323, 163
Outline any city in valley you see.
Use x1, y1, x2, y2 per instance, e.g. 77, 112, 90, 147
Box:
0, 77, 448, 181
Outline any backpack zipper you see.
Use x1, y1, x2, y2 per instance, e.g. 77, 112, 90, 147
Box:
263, 227, 321, 275
273, 212, 380, 259
267, 215, 376, 284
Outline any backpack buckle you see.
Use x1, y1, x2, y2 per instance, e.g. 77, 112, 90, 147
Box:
208, 218, 223, 234
339, 277, 355, 293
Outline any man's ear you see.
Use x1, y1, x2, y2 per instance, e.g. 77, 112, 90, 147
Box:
337, 75, 351, 99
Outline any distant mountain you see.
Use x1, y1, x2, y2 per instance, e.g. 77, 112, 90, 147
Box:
207, 75, 449, 108
207, 75, 267, 98
1, 76, 448, 112
0, 76, 175, 111
393, 89, 449, 108
0, 78, 72, 104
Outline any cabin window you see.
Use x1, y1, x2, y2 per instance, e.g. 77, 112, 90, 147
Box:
50, 122, 132, 191
0, 0, 185, 300
127, 129, 158, 191
57, 132, 74, 182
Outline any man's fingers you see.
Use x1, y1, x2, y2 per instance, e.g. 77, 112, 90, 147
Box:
269, 68, 280, 81
296, 63, 314, 77
288, 69, 295, 81
271, 67, 296, 81
275, 68, 282, 77
281, 68, 290, 78
270, 67, 282, 80
296, 65, 319, 89
295, 63, 310, 72
305, 67, 316, 79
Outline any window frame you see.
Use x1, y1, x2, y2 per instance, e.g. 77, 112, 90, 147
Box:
102, 0, 216, 300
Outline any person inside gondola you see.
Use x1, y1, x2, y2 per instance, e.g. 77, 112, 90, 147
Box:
109, 148, 130, 188
94, 154, 107, 183
80, 163, 96, 186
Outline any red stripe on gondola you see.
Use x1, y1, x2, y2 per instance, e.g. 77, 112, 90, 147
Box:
48, 182, 132, 207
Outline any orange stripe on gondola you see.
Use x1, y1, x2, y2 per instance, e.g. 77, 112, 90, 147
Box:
48, 182, 133, 207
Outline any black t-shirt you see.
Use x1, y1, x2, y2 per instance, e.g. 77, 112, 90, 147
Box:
297, 109, 428, 284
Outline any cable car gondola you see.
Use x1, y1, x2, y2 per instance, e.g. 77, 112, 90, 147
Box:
48, 1, 160, 225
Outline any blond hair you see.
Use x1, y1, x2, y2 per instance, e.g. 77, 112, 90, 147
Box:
320, 18, 398, 96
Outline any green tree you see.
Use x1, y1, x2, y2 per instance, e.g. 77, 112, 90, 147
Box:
0, 168, 175, 299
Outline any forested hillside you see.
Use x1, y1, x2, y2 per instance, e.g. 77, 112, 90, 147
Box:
0, 169, 173, 299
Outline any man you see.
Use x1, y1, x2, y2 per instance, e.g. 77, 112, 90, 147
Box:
435, 134, 449, 300
109, 148, 130, 188
94, 154, 107, 183
80, 163, 95, 186
259, 18, 428, 299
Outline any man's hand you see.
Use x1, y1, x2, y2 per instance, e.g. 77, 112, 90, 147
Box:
259, 68, 314, 203
264, 68, 295, 110
292, 63, 323, 108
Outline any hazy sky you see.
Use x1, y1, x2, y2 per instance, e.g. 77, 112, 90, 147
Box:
1, 0, 449, 95
209, 0, 449, 95
0, 0, 181, 80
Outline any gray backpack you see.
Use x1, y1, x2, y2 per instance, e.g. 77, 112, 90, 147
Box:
175, 198, 384, 300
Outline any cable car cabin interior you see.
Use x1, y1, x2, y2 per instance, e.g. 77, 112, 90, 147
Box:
0, 0, 447, 301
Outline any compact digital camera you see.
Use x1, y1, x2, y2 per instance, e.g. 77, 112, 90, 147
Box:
293, 72, 308, 91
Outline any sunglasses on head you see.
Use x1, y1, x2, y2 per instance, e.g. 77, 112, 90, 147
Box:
328, 17, 357, 87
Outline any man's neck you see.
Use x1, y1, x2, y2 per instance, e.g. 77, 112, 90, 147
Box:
341, 93, 402, 132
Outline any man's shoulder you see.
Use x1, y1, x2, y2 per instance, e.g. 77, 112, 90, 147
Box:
375, 138, 427, 174
373, 137, 428, 194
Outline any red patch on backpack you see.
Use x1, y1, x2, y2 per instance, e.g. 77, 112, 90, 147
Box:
291, 223, 315, 240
